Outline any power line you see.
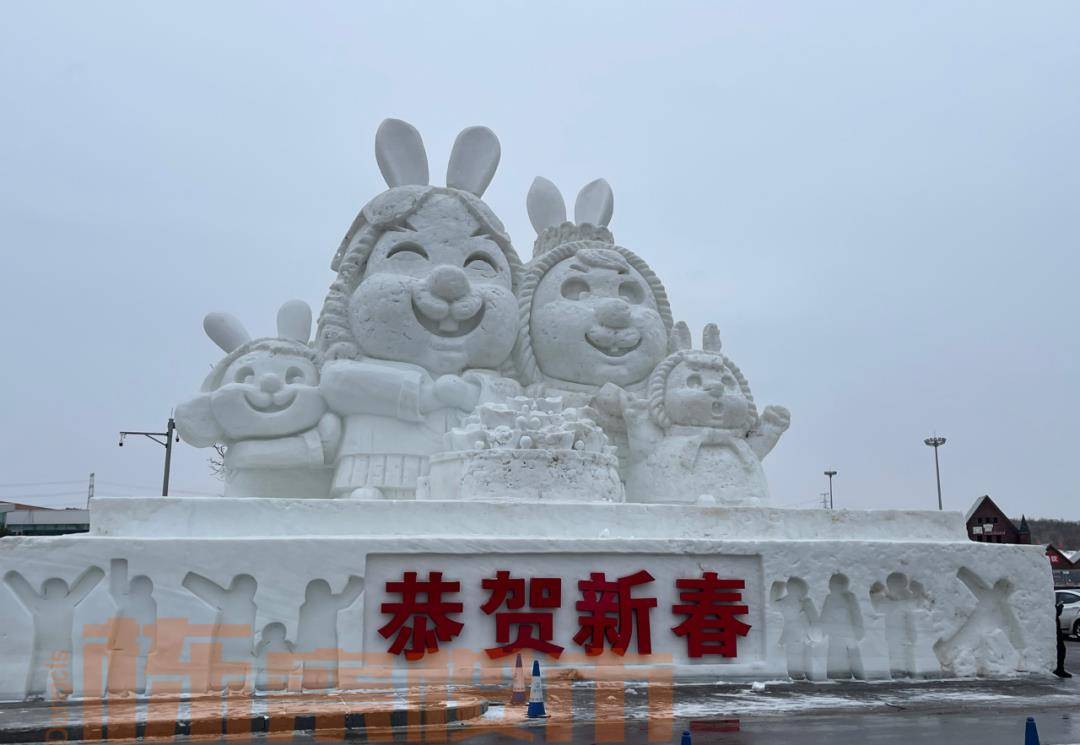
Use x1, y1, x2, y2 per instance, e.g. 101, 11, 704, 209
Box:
0, 480, 86, 488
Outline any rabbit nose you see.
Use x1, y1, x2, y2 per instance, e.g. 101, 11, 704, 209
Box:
596, 299, 632, 329
259, 373, 283, 393
427, 265, 471, 302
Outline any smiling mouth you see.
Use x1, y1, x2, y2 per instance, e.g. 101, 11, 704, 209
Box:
412, 300, 485, 338
244, 390, 297, 413
585, 336, 642, 358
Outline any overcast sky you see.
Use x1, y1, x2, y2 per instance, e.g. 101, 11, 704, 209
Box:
1, 2, 1077, 519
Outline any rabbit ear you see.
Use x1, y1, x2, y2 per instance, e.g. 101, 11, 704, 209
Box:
526, 176, 567, 234
277, 300, 312, 343
446, 126, 500, 196
204, 312, 250, 353
671, 321, 693, 352
374, 118, 429, 188
574, 178, 614, 227
702, 323, 722, 352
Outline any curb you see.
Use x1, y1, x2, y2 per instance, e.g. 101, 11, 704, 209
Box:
0, 701, 489, 743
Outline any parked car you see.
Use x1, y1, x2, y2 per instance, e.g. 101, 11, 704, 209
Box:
1055, 589, 1080, 637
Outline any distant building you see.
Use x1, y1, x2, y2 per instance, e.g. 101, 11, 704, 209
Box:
964, 495, 1078, 587
0, 502, 89, 536
965, 495, 1031, 544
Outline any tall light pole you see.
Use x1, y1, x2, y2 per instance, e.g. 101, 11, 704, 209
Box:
119, 417, 178, 496
824, 470, 837, 510
924, 436, 946, 510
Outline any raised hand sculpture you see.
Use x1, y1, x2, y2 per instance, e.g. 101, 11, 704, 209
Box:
316, 118, 522, 499
621, 322, 789, 505
174, 300, 341, 498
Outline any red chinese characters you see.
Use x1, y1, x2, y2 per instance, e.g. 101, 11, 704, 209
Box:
671, 573, 751, 658
379, 571, 464, 660
479, 571, 563, 659
573, 570, 657, 655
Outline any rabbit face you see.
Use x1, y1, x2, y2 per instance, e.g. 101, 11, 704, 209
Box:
530, 247, 667, 387
664, 357, 752, 430
347, 193, 517, 375
209, 349, 326, 439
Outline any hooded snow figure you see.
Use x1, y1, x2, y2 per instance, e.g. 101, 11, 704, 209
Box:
515, 177, 673, 475
317, 119, 522, 499
175, 300, 341, 498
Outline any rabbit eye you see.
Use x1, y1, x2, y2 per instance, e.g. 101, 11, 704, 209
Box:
387, 242, 428, 260
235, 366, 255, 384
686, 374, 702, 389
285, 367, 305, 385
561, 278, 590, 300
465, 252, 498, 275
618, 280, 644, 304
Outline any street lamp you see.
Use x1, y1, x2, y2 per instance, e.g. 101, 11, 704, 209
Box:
824, 470, 837, 510
924, 436, 946, 510
119, 417, 178, 496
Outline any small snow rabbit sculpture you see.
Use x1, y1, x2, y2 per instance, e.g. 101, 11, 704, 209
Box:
516, 177, 672, 473
621, 322, 789, 505
317, 119, 522, 499
175, 300, 341, 498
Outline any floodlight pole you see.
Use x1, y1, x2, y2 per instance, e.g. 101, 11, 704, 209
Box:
119, 417, 177, 496
824, 470, 837, 510
924, 436, 946, 510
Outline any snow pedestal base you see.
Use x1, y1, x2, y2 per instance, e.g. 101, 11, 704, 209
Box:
0, 497, 1055, 702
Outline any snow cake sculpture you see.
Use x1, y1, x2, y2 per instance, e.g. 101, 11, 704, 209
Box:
0, 118, 1057, 702
425, 396, 623, 502
174, 300, 340, 498
622, 321, 790, 505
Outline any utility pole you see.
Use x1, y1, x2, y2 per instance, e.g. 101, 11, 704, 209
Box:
119, 417, 178, 496
924, 436, 946, 510
824, 470, 837, 510
86, 472, 94, 508
820, 491, 830, 510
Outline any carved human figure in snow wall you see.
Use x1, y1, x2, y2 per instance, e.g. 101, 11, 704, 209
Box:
316, 119, 522, 499
621, 322, 789, 505
515, 177, 673, 472
174, 300, 341, 498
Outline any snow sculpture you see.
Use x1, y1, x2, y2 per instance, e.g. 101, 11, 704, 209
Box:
933, 567, 1026, 677
771, 577, 818, 680
622, 322, 789, 505
516, 177, 673, 472
819, 573, 866, 680
3, 567, 104, 699
174, 300, 340, 499
105, 559, 156, 695
181, 572, 258, 692
425, 396, 624, 502
317, 119, 523, 499
295, 576, 365, 690
254, 622, 295, 693
870, 572, 930, 678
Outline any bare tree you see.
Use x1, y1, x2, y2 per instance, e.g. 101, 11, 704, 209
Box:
209, 444, 227, 480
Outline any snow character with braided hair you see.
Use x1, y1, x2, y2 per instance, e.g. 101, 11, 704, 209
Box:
316, 119, 522, 499
515, 177, 673, 474
175, 300, 341, 498
621, 322, 790, 505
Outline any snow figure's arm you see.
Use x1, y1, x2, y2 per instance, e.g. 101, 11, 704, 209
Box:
109, 559, 129, 605
803, 598, 821, 638
320, 359, 433, 421
849, 593, 865, 641
3, 571, 40, 613
769, 580, 787, 604
334, 575, 365, 609
175, 393, 225, 448
69, 566, 105, 605
1002, 603, 1025, 651
463, 370, 522, 407
747, 405, 790, 460
317, 412, 342, 463
182, 572, 227, 609
956, 567, 989, 597
614, 387, 661, 461
226, 432, 327, 469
